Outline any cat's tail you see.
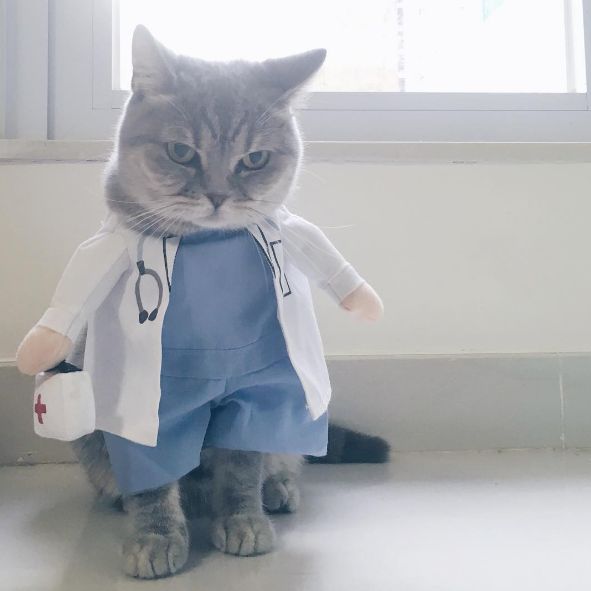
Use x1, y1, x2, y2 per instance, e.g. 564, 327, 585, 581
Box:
307, 424, 391, 464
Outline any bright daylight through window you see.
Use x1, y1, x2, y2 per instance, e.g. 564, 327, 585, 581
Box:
115, 0, 586, 93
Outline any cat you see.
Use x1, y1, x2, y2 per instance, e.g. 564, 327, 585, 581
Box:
68, 25, 389, 579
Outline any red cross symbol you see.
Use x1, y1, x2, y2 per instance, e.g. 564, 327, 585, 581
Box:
34, 394, 47, 424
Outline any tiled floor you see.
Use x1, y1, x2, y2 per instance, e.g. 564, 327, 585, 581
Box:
2, 451, 591, 591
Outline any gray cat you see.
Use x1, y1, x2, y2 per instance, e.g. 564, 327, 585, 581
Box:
70, 25, 389, 579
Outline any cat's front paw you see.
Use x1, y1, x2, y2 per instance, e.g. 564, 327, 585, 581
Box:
123, 531, 189, 579
263, 476, 300, 513
211, 514, 276, 556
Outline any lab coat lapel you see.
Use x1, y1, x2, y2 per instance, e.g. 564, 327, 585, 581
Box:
249, 221, 290, 297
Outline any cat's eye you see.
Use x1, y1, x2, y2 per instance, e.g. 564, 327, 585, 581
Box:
167, 142, 197, 165
238, 150, 271, 172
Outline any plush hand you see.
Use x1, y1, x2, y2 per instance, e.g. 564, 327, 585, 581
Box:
16, 326, 73, 376
340, 282, 384, 322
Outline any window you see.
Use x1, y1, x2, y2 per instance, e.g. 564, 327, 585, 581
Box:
403, 0, 586, 93
115, 0, 403, 93
116, 0, 586, 94
5, 0, 591, 142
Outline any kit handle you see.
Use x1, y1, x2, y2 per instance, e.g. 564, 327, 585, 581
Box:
47, 361, 82, 374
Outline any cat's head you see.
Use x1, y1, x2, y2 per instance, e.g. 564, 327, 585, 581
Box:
106, 25, 326, 235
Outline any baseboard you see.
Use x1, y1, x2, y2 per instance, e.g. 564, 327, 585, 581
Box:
1, 354, 590, 465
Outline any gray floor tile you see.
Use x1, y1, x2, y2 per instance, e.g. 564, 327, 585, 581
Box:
2, 452, 591, 590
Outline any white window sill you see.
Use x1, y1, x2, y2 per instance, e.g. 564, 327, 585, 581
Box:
2, 140, 591, 165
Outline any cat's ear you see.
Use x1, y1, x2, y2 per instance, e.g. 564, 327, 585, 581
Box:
262, 49, 327, 101
131, 25, 175, 94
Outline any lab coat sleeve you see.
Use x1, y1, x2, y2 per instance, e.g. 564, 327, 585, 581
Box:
36, 225, 129, 342
280, 210, 365, 303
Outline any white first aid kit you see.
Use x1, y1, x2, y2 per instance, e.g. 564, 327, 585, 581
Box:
33, 362, 96, 441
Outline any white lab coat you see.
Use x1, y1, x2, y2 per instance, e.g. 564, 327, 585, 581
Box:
37, 207, 364, 446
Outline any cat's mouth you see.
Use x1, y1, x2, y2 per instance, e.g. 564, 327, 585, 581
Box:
187, 196, 276, 225
138, 194, 277, 235
165, 203, 257, 232
196, 206, 266, 230
196, 210, 236, 228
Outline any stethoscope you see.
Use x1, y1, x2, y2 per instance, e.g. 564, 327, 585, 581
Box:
135, 235, 165, 324
133, 227, 288, 325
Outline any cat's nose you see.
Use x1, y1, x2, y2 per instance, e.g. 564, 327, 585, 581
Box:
205, 192, 230, 209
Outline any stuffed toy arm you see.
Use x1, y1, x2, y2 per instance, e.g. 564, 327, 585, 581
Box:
280, 210, 383, 321
17, 228, 129, 375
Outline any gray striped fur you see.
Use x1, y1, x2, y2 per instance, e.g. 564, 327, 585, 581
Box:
70, 26, 388, 579
73, 432, 303, 576
105, 25, 327, 238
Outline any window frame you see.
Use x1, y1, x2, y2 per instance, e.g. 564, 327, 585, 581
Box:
5, 0, 591, 141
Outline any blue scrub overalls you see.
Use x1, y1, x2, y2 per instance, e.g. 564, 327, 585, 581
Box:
104, 228, 328, 494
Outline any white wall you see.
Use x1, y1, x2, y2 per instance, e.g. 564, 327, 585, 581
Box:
2, 160, 591, 361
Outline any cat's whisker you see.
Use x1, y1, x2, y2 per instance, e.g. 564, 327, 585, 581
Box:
299, 167, 329, 185
318, 224, 355, 230
255, 89, 291, 127
158, 213, 180, 240
249, 198, 281, 205
127, 207, 177, 234
161, 96, 191, 124
146, 214, 174, 235
124, 203, 179, 232
125, 209, 169, 228
235, 206, 268, 223
280, 223, 339, 261
106, 198, 149, 204
134, 217, 162, 235
125, 214, 165, 233
122, 201, 177, 221
125, 215, 162, 233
